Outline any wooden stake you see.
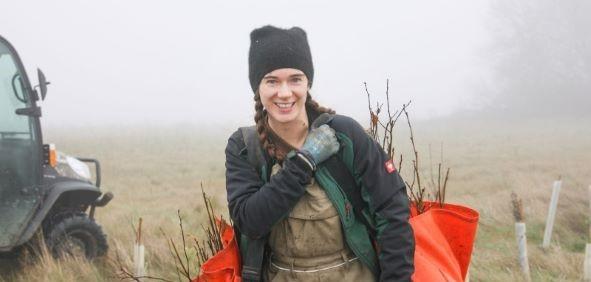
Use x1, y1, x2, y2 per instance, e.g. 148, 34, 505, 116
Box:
137, 217, 143, 244
515, 222, 531, 282
542, 180, 562, 249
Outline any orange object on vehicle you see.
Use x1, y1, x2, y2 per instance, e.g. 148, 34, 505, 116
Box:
192, 220, 241, 282
410, 201, 479, 282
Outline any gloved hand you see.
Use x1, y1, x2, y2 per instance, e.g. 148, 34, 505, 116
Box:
300, 124, 340, 167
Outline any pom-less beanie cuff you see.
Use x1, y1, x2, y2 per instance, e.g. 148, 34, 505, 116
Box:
248, 25, 314, 93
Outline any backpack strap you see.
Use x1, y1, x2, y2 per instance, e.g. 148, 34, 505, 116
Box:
240, 237, 266, 282
324, 156, 376, 238
240, 126, 267, 178
238, 126, 268, 282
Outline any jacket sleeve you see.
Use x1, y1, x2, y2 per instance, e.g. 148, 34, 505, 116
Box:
225, 130, 313, 239
333, 116, 415, 281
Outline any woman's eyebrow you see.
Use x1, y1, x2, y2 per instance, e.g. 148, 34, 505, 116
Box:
263, 74, 304, 80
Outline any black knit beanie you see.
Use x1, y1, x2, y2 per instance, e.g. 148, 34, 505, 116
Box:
248, 25, 314, 93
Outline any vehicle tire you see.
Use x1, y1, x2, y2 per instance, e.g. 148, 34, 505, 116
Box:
45, 214, 108, 260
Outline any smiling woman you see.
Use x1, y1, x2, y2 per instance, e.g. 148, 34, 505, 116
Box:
225, 25, 414, 282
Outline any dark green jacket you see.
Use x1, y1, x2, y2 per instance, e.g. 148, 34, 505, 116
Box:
225, 114, 414, 281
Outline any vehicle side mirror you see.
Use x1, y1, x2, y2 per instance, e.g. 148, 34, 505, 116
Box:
36, 68, 50, 100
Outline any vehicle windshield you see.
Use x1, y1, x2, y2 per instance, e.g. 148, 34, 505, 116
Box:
0, 44, 32, 140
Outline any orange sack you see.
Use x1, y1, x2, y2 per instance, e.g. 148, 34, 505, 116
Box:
194, 201, 478, 282
410, 202, 479, 282
192, 220, 241, 282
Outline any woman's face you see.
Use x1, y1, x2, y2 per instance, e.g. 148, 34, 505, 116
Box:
258, 68, 309, 126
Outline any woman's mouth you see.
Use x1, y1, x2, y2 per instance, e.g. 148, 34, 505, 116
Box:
274, 102, 296, 112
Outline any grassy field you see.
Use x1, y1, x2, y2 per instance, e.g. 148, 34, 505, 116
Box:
1, 116, 590, 281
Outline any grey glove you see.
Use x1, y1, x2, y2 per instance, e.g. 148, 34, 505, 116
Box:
300, 124, 340, 168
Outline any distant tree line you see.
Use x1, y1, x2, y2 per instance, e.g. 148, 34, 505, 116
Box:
488, 0, 590, 117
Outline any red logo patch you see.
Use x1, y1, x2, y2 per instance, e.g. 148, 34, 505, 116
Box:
385, 159, 396, 173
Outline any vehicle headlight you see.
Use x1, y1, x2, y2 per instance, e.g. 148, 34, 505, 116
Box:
66, 156, 91, 180
55, 151, 92, 181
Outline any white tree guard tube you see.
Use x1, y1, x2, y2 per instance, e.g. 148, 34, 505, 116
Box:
515, 222, 531, 282
585, 244, 591, 281
589, 185, 591, 241
585, 185, 591, 281
134, 218, 145, 279
134, 244, 146, 278
542, 180, 562, 249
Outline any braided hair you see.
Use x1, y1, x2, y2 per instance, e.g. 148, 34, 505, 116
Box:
253, 92, 335, 161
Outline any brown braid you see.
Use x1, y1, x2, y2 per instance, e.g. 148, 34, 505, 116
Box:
253, 93, 277, 159
253, 92, 335, 162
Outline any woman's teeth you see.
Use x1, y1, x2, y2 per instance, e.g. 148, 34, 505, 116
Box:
276, 102, 294, 108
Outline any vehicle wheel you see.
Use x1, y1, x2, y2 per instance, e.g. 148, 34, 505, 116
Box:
45, 214, 108, 260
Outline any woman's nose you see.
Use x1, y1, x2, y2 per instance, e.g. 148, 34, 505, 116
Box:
277, 82, 292, 98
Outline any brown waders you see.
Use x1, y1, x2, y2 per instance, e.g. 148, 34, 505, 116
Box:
265, 164, 375, 281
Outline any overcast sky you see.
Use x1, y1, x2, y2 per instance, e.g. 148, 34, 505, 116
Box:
1, 1, 491, 128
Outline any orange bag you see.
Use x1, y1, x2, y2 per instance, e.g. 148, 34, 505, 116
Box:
192, 220, 241, 282
194, 202, 478, 282
410, 201, 479, 282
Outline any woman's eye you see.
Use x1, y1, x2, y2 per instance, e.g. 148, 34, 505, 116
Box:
266, 80, 277, 85
291, 77, 302, 83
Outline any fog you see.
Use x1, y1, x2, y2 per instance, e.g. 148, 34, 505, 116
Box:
486, 1, 591, 118
1, 1, 588, 128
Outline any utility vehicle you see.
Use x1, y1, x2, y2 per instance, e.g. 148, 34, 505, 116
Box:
0, 35, 113, 259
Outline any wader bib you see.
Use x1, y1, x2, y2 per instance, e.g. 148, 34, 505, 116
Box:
265, 164, 374, 281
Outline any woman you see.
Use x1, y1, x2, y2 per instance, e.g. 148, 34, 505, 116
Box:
225, 25, 414, 281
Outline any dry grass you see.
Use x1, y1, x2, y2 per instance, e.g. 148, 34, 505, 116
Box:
1, 117, 590, 281
0, 242, 110, 282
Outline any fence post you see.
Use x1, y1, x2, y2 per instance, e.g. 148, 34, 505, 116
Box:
542, 179, 562, 249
